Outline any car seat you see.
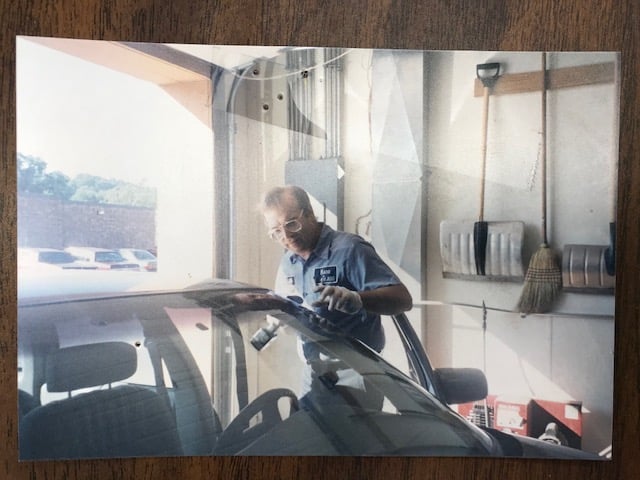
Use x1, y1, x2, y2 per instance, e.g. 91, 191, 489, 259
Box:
19, 341, 183, 460
18, 389, 39, 418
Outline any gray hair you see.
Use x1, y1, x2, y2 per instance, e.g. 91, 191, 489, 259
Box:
260, 185, 314, 215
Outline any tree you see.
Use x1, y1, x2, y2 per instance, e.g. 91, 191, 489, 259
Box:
70, 174, 156, 207
71, 174, 119, 192
17, 153, 47, 193
39, 171, 75, 199
101, 183, 156, 208
18, 153, 156, 208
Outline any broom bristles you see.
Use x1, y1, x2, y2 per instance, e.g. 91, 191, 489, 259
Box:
517, 244, 562, 314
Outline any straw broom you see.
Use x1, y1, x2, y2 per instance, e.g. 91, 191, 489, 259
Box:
517, 52, 562, 314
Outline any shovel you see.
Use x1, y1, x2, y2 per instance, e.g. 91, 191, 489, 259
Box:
473, 63, 500, 275
440, 63, 524, 281
604, 59, 620, 277
561, 56, 618, 293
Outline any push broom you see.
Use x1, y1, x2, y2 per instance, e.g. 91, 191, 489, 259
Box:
517, 52, 562, 314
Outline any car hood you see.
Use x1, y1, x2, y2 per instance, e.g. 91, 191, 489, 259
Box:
482, 427, 603, 460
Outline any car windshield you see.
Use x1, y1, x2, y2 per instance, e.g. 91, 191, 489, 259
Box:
95, 251, 126, 263
17, 283, 494, 459
38, 251, 76, 264
132, 250, 155, 260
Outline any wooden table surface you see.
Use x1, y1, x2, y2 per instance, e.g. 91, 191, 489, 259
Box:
1, 1, 638, 479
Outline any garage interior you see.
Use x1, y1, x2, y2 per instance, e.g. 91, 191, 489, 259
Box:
16, 37, 616, 455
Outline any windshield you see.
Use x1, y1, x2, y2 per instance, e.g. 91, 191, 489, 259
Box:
38, 251, 76, 264
17, 284, 494, 459
94, 251, 126, 263
132, 250, 155, 260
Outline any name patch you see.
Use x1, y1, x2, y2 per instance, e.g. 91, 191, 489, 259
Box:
314, 266, 338, 284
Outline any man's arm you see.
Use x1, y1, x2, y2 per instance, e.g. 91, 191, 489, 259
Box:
313, 283, 413, 315
358, 283, 413, 315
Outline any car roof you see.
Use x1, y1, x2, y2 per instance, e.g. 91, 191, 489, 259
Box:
17, 269, 254, 305
65, 246, 117, 252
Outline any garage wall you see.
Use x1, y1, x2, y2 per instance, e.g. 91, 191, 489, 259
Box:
227, 47, 615, 454
230, 48, 425, 384
231, 49, 424, 292
423, 50, 616, 453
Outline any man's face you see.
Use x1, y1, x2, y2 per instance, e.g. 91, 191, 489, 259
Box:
263, 193, 318, 258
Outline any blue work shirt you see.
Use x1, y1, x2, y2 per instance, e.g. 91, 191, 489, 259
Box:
276, 224, 402, 352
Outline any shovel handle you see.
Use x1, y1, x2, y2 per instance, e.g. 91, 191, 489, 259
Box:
476, 62, 501, 221
476, 63, 501, 88
479, 86, 490, 221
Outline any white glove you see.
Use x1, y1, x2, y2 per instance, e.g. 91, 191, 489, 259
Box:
312, 285, 363, 314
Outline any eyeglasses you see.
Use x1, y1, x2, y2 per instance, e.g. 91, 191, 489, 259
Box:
267, 211, 304, 241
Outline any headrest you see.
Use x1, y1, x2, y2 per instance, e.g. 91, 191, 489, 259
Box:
46, 341, 137, 392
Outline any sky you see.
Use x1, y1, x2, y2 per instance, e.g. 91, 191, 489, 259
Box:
16, 37, 210, 187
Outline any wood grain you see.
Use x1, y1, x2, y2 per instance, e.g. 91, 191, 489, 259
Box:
2, 1, 638, 479
473, 62, 616, 96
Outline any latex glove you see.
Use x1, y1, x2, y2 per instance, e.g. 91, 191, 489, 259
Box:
312, 285, 363, 314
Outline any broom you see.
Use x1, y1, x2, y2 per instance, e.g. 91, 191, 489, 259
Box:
517, 52, 562, 314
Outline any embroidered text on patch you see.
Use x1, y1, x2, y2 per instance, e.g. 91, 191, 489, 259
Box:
314, 266, 337, 284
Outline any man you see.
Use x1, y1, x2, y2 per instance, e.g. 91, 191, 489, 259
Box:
261, 185, 412, 353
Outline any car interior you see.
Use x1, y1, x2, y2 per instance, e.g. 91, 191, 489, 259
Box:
19, 341, 183, 459
18, 289, 493, 459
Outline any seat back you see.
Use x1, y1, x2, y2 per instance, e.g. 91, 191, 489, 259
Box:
19, 341, 183, 460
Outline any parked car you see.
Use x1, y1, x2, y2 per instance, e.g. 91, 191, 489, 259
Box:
64, 247, 140, 271
17, 247, 98, 271
117, 248, 157, 272
16, 272, 603, 460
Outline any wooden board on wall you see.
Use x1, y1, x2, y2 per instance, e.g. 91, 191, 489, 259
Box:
1, 1, 638, 479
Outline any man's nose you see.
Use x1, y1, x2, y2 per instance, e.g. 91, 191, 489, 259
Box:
282, 228, 295, 239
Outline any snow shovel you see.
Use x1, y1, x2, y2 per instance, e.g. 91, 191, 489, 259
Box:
440, 63, 524, 281
561, 244, 615, 293
561, 170, 615, 294
561, 57, 618, 294
473, 63, 498, 275
604, 55, 620, 278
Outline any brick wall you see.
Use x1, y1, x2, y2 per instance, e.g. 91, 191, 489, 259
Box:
17, 194, 156, 250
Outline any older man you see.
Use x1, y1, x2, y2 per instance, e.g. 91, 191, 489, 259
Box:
261, 185, 412, 353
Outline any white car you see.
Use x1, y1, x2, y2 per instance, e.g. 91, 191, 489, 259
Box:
64, 247, 140, 271
117, 248, 157, 272
18, 247, 97, 271
17, 272, 603, 460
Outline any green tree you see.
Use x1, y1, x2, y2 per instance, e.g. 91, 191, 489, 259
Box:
70, 185, 103, 203
101, 183, 156, 208
18, 153, 75, 199
17, 153, 47, 193
39, 170, 75, 199
71, 174, 119, 192
18, 152, 156, 208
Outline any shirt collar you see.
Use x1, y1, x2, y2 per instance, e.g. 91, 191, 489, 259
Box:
287, 223, 333, 264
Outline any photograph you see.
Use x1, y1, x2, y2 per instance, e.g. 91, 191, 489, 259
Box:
16, 37, 617, 460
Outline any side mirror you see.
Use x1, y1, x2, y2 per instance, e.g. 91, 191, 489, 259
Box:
433, 368, 488, 405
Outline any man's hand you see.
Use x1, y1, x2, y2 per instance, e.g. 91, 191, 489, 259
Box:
312, 285, 363, 314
